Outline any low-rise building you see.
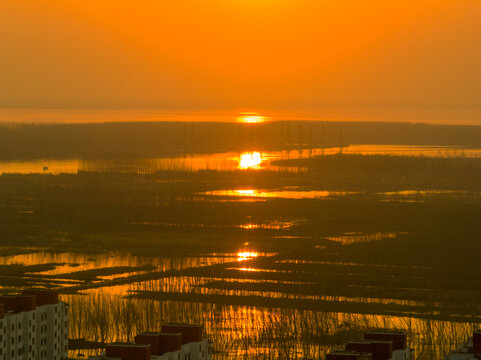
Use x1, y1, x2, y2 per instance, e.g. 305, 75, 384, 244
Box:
135, 332, 182, 360
326, 331, 414, 360
0, 289, 69, 360
160, 325, 210, 360
105, 343, 151, 360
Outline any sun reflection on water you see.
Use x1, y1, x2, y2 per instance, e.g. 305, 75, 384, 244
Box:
202, 188, 344, 199
238, 152, 263, 169
237, 251, 259, 261
238, 224, 259, 230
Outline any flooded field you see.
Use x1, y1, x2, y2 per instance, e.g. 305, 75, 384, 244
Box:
2, 247, 481, 360
2, 147, 481, 359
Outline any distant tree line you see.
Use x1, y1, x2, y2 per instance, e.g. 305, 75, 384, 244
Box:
1, 121, 481, 160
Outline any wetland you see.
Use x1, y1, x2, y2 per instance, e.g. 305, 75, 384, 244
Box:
1, 121, 481, 359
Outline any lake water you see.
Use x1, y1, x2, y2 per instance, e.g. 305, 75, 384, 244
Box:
2, 144, 481, 175
1, 248, 478, 360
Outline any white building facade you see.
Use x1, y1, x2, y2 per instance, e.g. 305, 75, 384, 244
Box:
0, 289, 69, 360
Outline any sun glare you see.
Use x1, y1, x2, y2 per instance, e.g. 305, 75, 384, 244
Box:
237, 113, 266, 124
236, 189, 257, 196
237, 251, 259, 262
238, 152, 263, 169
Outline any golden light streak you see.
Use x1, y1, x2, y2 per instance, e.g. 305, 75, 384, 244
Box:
237, 251, 259, 262
237, 113, 267, 124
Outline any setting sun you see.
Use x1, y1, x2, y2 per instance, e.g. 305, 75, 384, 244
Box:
237, 113, 267, 124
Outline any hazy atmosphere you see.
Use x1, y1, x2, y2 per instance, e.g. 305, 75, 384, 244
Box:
1, 2, 481, 360
1, 0, 481, 121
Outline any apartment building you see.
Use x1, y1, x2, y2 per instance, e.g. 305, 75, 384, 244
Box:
0, 289, 69, 360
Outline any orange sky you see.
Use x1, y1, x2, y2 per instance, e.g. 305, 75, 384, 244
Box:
1, 0, 480, 122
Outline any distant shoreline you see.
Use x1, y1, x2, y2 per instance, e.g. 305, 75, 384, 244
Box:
1, 108, 481, 126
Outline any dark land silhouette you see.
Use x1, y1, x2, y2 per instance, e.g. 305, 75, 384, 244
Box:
2, 121, 481, 159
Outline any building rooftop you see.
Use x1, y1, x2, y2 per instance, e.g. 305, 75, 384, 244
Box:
325, 331, 412, 360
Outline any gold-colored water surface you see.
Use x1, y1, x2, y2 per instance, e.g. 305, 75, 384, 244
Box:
63, 293, 479, 360
238, 152, 263, 169
2, 248, 480, 360
3, 145, 481, 175
202, 189, 351, 199
237, 251, 259, 262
